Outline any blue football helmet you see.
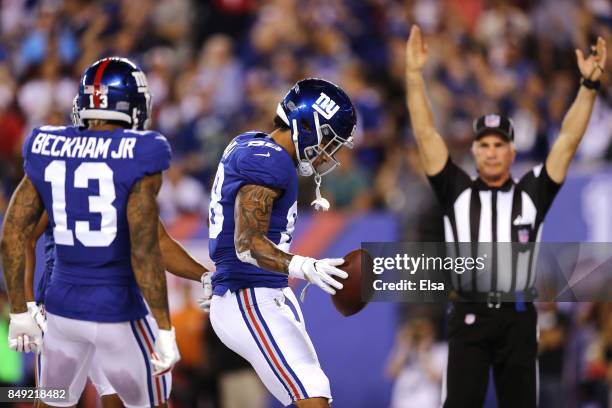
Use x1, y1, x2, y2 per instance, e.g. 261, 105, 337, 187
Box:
76, 57, 151, 130
276, 78, 356, 178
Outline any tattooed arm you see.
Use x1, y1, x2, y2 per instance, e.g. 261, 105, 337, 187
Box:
234, 183, 347, 294
127, 174, 171, 330
158, 218, 208, 281
1, 177, 44, 313
234, 184, 292, 273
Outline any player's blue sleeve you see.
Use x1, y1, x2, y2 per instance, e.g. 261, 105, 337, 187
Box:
22, 128, 39, 177
235, 149, 292, 190
135, 132, 172, 176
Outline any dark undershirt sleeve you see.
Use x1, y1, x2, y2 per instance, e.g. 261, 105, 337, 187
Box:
427, 157, 473, 212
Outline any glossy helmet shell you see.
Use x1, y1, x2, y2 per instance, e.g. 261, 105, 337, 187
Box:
276, 78, 356, 175
76, 57, 151, 130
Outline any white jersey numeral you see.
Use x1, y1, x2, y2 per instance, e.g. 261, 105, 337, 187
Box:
44, 160, 74, 245
44, 160, 117, 247
278, 201, 298, 251
209, 163, 225, 239
74, 163, 117, 246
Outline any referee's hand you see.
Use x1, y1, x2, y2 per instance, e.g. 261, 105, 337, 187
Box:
406, 25, 428, 74
576, 37, 607, 81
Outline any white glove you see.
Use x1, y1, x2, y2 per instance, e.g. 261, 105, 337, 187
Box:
8, 311, 44, 353
27, 302, 47, 332
150, 327, 180, 376
197, 272, 213, 312
288, 255, 347, 295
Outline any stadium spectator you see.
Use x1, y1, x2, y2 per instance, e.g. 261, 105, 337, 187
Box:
537, 302, 571, 408
386, 317, 448, 408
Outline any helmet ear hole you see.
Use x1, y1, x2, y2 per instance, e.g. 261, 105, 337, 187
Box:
301, 119, 312, 132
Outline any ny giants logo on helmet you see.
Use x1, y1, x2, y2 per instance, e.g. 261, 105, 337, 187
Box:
312, 93, 340, 120
132, 71, 149, 92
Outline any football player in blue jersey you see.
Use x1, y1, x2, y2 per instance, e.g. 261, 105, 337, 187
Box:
1, 57, 183, 407
24, 212, 208, 407
204, 78, 356, 408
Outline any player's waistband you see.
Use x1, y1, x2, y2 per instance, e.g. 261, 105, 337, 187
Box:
213, 262, 290, 277
53, 266, 138, 285
212, 266, 288, 296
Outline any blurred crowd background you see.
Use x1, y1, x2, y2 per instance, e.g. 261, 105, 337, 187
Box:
0, 0, 611, 407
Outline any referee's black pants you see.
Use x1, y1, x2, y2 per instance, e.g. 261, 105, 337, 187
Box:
443, 302, 538, 408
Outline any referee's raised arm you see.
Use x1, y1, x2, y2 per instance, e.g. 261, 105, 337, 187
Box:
405, 25, 449, 177
545, 36, 607, 184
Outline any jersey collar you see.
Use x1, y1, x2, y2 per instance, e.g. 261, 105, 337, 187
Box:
474, 176, 514, 192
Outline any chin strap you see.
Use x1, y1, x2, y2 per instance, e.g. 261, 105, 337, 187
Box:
310, 173, 330, 211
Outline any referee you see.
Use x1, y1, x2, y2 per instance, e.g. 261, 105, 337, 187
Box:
404, 25, 607, 408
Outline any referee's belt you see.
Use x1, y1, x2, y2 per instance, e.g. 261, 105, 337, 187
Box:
453, 289, 538, 309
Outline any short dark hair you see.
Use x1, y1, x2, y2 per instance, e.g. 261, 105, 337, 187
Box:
272, 115, 291, 131
85, 119, 130, 129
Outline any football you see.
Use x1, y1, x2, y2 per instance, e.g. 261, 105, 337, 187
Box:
332, 248, 374, 317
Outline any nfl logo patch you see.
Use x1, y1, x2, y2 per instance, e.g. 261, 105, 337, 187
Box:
518, 228, 530, 243
484, 114, 501, 128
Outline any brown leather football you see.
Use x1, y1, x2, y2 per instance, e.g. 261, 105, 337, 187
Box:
332, 248, 373, 317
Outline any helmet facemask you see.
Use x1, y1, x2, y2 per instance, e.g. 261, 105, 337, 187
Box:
71, 96, 83, 127
282, 104, 354, 178
131, 90, 152, 130
285, 108, 354, 211
304, 116, 355, 177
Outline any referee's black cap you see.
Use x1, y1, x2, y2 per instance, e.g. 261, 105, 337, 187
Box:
473, 114, 514, 142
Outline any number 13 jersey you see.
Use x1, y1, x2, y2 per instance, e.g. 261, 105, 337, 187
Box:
22, 125, 171, 322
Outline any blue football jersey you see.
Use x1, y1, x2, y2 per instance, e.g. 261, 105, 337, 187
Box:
34, 227, 55, 305
209, 132, 298, 294
23, 125, 171, 322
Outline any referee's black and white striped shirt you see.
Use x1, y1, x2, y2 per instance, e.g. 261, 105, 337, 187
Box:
428, 158, 562, 294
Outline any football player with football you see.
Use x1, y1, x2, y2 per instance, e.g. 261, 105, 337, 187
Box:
203, 78, 356, 407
